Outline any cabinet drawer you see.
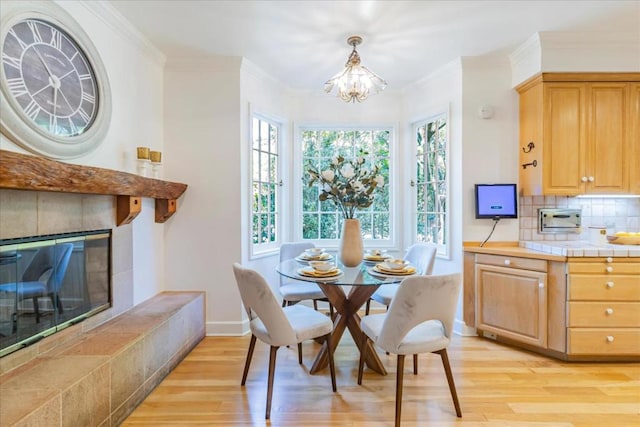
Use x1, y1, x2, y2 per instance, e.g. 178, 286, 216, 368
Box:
568, 261, 640, 274
568, 302, 640, 327
568, 328, 640, 355
568, 275, 640, 301
476, 254, 547, 272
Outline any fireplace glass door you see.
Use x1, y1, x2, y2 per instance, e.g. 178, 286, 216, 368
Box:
0, 230, 111, 356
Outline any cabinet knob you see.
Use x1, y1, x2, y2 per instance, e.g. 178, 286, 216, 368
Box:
588, 176, 595, 182
581, 176, 588, 182
606, 266, 613, 273
605, 308, 614, 315
606, 335, 614, 343
606, 257, 613, 263
539, 282, 544, 289
504, 259, 511, 266
606, 281, 615, 288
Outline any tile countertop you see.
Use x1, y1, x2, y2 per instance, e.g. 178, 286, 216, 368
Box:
464, 241, 640, 259
519, 241, 640, 257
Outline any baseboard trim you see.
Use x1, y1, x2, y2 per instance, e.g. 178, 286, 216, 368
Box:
454, 318, 477, 337
206, 319, 249, 336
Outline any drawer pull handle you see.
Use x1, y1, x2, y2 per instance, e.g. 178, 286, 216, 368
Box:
539, 282, 544, 289
606, 257, 613, 263
606, 281, 615, 288
606, 266, 613, 273
605, 308, 614, 315
504, 259, 511, 266
606, 336, 614, 343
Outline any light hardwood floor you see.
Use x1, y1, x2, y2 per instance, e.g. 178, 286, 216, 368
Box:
123, 330, 639, 426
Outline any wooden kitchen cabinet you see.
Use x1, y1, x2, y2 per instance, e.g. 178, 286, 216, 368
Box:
566, 258, 640, 357
630, 83, 640, 194
517, 73, 640, 196
475, 254, 548, 348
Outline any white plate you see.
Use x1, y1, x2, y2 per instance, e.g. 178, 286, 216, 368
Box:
297, 267, 343, 281
369, 265, 416, 276
295, 253, 333, 263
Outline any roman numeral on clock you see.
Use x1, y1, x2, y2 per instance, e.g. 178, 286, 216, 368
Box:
6, 78, 28, 97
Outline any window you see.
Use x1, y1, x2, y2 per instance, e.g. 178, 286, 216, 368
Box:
300, 128, 391, 243
414, 114, 449, 256
251, 115, 281, 253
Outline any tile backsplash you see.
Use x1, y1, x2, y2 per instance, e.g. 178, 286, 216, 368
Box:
519, 196, 640, 241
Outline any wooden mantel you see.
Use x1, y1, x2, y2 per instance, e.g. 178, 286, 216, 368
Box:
0, 149, 187, 225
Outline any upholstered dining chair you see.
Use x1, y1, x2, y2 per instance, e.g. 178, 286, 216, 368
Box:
232, 263, 337, 419
365, 242, 437, 315
358, 273, 462, 426
0, 243, 74, 326
279, 242, 333, 316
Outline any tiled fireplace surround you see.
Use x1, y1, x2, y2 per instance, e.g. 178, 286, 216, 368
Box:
0, 189, 205, 426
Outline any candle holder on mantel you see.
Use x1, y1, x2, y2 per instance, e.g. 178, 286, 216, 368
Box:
136, 146, 150, 177
150, 150, 162, 179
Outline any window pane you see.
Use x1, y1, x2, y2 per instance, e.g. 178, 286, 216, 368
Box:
303, 214, 319, 239
372, 213, 390, 239
269, 154, 277, 183
269, 124, 278, 154
260, 121, 269, 151
320, 214, 338, 239
252, 118, 260, 149
252, 214, 259, 244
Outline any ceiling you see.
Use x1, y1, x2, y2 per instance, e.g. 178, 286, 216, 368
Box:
107, 0, 640, 91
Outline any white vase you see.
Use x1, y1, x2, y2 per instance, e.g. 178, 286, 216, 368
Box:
339, 218, 364, 267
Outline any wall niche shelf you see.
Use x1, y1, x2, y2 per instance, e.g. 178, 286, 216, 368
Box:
0, 149, 187, 225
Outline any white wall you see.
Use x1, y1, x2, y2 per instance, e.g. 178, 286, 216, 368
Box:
0, 1, 167, 305
163, 57, 245, 335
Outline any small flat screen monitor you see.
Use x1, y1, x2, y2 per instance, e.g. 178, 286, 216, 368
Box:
475, 184, 518, 219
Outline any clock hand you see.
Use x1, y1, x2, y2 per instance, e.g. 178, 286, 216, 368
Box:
33, 46, 56, 79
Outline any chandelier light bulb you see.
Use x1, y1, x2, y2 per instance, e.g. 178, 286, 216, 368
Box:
324, 35, 387, 103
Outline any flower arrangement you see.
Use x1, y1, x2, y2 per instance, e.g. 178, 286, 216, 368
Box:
306, 152, 385, 219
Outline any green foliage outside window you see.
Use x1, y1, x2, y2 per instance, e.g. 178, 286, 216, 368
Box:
301, 129, 391, 240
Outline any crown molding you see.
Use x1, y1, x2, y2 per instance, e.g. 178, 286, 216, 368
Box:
240, 58, 288, 91
402, 58, 462, 94
72, 0, 166, 67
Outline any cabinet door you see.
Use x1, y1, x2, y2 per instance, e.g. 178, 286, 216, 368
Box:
630, 83, 640, 194
476, 264, 548, 348
587, 83, 629, 193
543, 83, 587, 195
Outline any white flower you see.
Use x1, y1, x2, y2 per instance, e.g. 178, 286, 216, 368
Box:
374, 175, 385, 187
357, 156, 365, 164
323, 183, 332, 193
321, 169, 335, 181
332, 156, 340, 165
340, 163, 355, 179
353, 181, 364, 191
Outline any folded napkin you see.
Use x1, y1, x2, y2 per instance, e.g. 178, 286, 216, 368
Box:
375, 265, 416, 275
298, 267, 340, 277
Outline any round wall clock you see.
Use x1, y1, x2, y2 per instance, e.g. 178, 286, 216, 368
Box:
0, 1, 111, 159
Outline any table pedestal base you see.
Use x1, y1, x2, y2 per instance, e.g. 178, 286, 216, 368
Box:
310, 283, 387, 375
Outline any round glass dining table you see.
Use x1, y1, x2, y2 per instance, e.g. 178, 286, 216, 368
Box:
277, 258, 411, 375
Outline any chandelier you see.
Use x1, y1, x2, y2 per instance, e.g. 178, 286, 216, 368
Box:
324, 35, 387, 103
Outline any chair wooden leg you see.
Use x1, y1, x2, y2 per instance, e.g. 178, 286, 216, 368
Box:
413, 354, 418, 375
365, 299, 371, 315
313, 299, 318, 310
357, 333, 369, 385
241, 334, 257, 386
325, 333, 337, 392
32, 297, 40, 323
266, 346, 279, 419
297, 343, 303, 364
329, 303, 334, 320
282, 300, 287, 308
395, 354, 405, 427
436, 348, 462, 417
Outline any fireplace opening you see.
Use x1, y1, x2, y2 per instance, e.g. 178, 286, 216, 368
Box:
0, 230, 111, 357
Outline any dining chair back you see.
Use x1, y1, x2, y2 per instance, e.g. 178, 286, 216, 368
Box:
279, 242, 331, 313
232, 263, 337, 419
358, 273, 462, 426
366, 242, 438, 315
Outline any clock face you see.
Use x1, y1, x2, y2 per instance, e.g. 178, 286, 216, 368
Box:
2, 18, 99, 138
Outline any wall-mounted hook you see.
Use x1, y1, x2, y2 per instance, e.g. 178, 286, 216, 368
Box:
522, 160, 538, 169
522, 142, 535, 153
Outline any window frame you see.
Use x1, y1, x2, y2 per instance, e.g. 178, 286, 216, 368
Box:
249, 111, 283, 258
292, 123, 398, 250
410, 111, 451, 259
